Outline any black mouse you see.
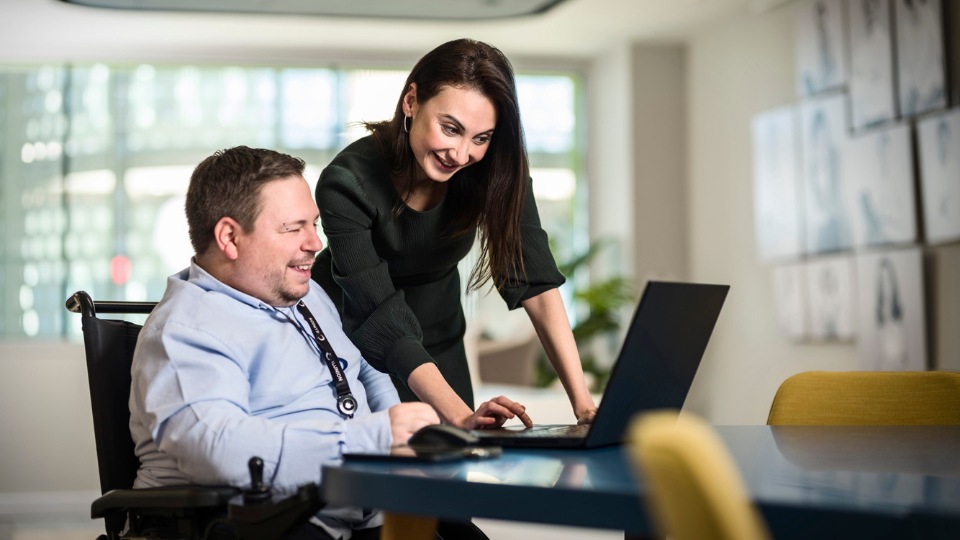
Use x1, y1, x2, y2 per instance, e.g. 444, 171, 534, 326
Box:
407, 423, 479, 451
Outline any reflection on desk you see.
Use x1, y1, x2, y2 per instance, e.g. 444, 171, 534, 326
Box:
770, 425, 960, 474
325, 447, 642, 531
322, 426, 960, 540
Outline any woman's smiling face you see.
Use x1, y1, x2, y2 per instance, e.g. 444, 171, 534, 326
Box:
403, 84, 497, 182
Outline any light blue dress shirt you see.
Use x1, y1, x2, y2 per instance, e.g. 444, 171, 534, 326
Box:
129, 261, 400, 537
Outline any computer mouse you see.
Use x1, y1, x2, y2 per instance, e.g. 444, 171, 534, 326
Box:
407, 423, 480, 451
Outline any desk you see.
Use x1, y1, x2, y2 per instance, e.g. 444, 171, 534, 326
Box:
321, 426, 960, 539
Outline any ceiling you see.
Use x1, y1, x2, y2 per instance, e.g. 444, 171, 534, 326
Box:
58, 0, 572, 20
0, 0, 795, 64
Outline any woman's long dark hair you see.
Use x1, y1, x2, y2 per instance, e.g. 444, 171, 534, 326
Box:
365, 38, 528, 293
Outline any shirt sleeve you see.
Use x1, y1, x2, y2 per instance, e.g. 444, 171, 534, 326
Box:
359, 358, 401, 412
131, 320, 394, 491
316, 162, 437, 385
498, 176, 567, 309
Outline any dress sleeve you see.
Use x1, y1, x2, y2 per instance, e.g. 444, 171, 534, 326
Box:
498, 176, 567, 309
316, 163, 436, 386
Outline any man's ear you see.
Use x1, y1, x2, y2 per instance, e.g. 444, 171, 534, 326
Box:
402, 83, 418, 117
214, 217, 242, 261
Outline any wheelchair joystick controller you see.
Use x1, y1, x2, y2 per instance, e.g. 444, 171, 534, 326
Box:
244, 456, 272, 504
229, 456, 325, 539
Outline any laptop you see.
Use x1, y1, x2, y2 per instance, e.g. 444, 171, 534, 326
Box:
470, 280, 729, 449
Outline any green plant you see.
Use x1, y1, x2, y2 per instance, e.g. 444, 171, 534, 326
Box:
535, 238, 636, 392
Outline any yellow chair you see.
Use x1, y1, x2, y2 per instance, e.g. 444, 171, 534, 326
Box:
626, 411, 771, 540
767, 370, 960, 426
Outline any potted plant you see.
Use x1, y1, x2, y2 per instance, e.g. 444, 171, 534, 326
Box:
535, 237, 636, 392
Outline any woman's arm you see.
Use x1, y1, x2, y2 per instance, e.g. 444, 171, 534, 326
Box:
521, 288, 598, 423
408, 363, 532, 429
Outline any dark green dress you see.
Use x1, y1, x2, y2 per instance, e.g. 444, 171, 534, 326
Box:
312, 136, 564, 408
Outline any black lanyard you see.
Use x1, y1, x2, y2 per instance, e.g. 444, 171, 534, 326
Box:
293, 301, 357, 418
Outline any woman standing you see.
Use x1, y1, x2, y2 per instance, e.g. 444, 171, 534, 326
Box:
312, 38, 596, 429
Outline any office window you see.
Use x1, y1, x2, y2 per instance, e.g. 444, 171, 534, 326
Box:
521, 74, 582, 270
0, 63, 585, 341
1, 67, 70, 338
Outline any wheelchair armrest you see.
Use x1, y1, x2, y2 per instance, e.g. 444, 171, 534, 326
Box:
91, 485, 241, 518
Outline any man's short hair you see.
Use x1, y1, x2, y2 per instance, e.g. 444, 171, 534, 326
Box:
185, 146, 306, 255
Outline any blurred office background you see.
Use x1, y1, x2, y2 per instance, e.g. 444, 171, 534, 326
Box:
1, 0, 959, 538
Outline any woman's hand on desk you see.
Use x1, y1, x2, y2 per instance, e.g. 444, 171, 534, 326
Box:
576, 407, 598, 425
468, 395, 534, 430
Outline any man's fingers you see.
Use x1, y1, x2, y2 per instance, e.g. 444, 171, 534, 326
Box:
389, 403, 440, 444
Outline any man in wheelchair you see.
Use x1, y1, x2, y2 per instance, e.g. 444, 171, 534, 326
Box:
129, 146, 440, 539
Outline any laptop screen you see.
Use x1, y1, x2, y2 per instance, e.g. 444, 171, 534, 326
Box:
471, 281, 729, 449
586, 281, 729, 447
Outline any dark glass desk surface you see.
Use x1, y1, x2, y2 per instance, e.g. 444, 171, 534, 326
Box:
321, 426, 960, 539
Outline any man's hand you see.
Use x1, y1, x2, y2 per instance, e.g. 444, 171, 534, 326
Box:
388, 402, 440, 445
464, 395, 534, 430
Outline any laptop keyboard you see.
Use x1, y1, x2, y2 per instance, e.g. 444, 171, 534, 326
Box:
509, 424, 591, 438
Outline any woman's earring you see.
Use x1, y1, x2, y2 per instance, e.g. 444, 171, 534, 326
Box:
404, 115, 411, 134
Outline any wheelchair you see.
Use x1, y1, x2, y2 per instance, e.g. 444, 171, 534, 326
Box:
66, 291, 324, 540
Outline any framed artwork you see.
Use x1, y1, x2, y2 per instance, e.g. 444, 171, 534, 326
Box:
772, 263, 809, 341
855, 247, 927, 371
843, 123, 917, 247
752, 105, 804, 261
800, 94, 852, 254
848, 0, 897, 130
795, 0, 848, 97
918, 109, 960, 244
894, 0, 947, 117
804, 254, 857, 341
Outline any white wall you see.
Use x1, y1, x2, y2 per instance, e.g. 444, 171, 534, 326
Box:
681, 3, 858, 424
681, 0, 960, 425
631, 44, 687, 286
0, 342, 100, 492
588, 44, 636, 283
585, 43, 688, 374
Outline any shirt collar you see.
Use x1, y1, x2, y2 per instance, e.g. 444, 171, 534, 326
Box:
184, 258, 278, 312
